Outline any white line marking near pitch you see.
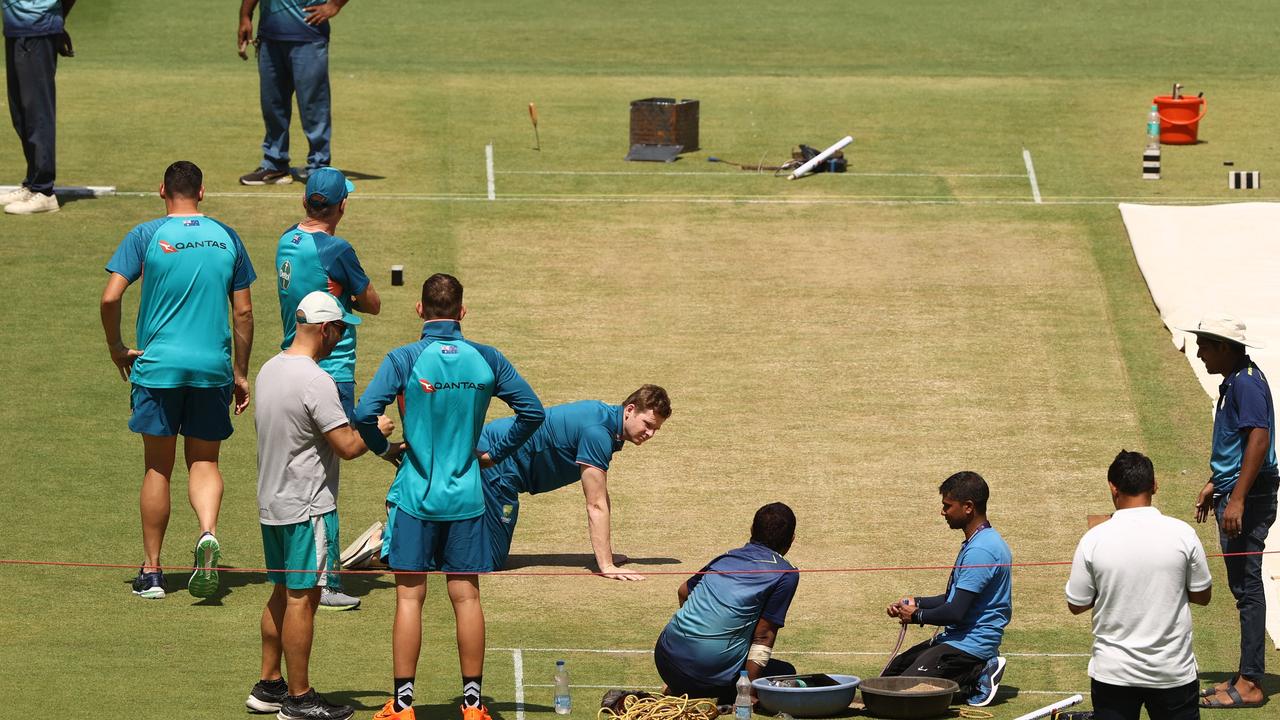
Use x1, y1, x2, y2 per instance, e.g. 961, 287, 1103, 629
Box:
501, 647, 1087, 658
107, 190, 1270, 207
0, 184, 115, 197
1022, 148, 1042, 204
494, 170, 1025, 178
521, 684, 1084, 697
512, 649, 525, 720
486, 144, 496, 201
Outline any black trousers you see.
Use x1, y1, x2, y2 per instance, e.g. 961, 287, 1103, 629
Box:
5, 35, 57, 195
882, 639, 985, 697
1091, 678, 1199, 720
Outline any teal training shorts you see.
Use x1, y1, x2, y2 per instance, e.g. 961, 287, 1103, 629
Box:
261, 510, 341, 590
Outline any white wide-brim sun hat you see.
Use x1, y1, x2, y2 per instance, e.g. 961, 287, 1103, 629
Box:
1179, 313, 1266, 349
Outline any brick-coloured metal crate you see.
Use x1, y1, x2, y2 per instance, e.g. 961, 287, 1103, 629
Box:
629, 98, 699, 152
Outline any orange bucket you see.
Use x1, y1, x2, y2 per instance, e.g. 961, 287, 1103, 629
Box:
1153, 95, 1207, 144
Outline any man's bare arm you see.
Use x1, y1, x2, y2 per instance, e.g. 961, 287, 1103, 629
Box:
230, 288, 254, 414
100, 273, 142, 381
581, 465, 643, 581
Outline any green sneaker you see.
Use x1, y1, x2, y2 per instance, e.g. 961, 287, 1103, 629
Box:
188, 532, 221, 598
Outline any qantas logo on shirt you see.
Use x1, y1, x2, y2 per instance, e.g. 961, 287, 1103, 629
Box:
158, 238, 228, 252
441, 345, 458, 354
419, 379, 487, 393
182, 219, 201, 227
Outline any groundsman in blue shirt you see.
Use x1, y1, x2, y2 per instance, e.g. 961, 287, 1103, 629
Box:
1186, 314, 1277, 709
100, 161, 256, 601
353, 273, 544, 719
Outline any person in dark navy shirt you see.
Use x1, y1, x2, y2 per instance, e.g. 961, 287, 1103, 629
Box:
655, 503, 800, 704
1185, 314, 1277, 710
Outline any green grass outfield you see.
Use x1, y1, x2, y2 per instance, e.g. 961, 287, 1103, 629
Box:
1, 1, 1277, 717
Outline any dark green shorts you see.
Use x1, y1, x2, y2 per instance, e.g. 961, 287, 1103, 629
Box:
261, 510, 341, 590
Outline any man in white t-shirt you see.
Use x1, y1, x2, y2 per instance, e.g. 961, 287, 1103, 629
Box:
246, 291, 392, 720
1066, 450, 1213, 720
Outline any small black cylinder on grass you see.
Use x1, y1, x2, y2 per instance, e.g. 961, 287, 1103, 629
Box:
391, 265, 404, 286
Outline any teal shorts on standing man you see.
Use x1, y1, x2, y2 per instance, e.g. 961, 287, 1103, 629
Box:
261, 510, 341, 590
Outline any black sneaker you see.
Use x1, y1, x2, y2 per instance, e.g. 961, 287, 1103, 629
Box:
239, 167, 293, 185
277, 689, 354, 720
247, 678, 289, 713
131, 568, 165, 599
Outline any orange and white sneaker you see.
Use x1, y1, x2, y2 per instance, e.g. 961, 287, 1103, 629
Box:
461, 705, 493, 720
373, 699, 416, 720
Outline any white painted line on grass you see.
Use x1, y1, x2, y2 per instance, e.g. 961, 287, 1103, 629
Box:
0, 184, 115, 197
1022, 148, 1042, 204
512, 648, 525, 720
494, 170, 1025, 178
486, 144, 496, 201
521, 683, 1084, 697
501, 647, 1087, 658
107, 189, 1272, 207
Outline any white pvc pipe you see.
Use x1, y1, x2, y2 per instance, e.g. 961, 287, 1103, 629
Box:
787, 135, 853, 180
1010, 693, 1084, 720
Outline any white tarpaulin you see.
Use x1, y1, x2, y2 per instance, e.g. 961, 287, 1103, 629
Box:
1119, 201, 1280, 648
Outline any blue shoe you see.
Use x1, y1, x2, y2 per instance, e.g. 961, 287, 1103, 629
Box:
131, 568, 165, 599
188, 532, 221, 598
967, 656, 1006, 707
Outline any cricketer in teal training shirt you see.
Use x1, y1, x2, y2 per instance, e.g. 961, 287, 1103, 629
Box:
475, 387, 671, 578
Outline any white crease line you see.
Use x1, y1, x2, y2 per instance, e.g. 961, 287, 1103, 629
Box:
512, 648, 525, 720
499, 647, 1087, 658
494, 170, 1025, 178
522, 684, 1083, 697
1023, 148, 1042, 204
107, 190, 1273, 207
486, 144, 497, 201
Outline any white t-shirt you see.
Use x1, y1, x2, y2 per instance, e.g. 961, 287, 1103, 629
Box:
1065, 505, 1212, 688
254, 353, 350, 525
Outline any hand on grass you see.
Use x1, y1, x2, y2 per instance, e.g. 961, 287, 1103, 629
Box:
304, 1, 342, 25
599, 565, 645, 581
233, 375, 251, 415
109, 344, 142, 381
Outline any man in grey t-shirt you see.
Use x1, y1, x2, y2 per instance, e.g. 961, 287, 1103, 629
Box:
247, 291, 393, 720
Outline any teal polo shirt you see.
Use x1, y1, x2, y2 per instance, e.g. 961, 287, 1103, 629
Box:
105, 215, 257, 388
275, 225, 370, 383
258, 0, 329, 42
478, 400, 624, 494
353, 321, 545, 521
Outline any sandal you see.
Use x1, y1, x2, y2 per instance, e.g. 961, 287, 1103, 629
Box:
1200, 685, 1267, 710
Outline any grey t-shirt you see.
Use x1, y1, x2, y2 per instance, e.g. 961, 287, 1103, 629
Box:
255, 352, 350, 525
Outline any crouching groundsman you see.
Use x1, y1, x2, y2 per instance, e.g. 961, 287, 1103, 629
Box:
884, 471, 1012, 707
654, 502, 800, 703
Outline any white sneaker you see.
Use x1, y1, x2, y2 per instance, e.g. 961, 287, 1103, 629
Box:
0, 186, 33, 206
4, 191, 59, 215
319, 587, 361, 611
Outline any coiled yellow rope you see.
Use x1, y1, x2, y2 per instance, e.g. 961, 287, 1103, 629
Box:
597, 694, 721, 720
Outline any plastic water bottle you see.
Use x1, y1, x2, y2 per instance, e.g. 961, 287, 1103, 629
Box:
554, 660, 571, 715
735, 671, 752, 720
1146, 104, 1160, 148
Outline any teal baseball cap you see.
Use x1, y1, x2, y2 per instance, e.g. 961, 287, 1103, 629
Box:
305, 167, 355, 208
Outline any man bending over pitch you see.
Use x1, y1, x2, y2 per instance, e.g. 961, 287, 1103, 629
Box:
478, 385, 670, 579
654, 503, 800, 704
884, 471, 1012, 707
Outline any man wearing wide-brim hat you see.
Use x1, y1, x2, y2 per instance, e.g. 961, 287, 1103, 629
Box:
1183, 314, 1277, 710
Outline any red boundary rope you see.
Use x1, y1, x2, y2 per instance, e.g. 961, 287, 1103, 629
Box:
1, 551, 1275, 577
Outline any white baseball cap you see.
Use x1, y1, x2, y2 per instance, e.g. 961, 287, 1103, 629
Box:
1182, 313, 1263, 348
295, 291, 362, 326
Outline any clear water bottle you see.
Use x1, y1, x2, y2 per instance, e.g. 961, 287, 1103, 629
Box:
735, 670, 752, 720
554, 660, 571, 715
1146, 104, 1160, 148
